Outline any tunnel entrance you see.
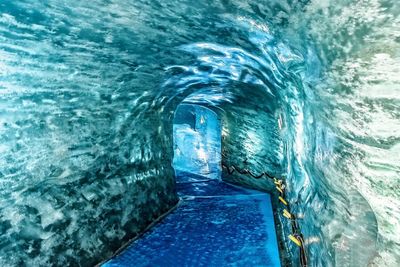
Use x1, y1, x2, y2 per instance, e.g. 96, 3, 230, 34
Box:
172, 104, 221, 179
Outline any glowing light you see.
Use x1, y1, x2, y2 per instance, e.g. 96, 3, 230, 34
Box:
200, 115, 205, 124
196, 146, 208, 162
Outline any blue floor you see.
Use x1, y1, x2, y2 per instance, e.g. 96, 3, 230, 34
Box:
102, 171, 281, 267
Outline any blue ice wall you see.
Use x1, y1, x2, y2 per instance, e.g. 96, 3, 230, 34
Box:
1, 0, 399, 266
173, 104, 221, 179
0, 1, 182, 265
219, 88, 283, 193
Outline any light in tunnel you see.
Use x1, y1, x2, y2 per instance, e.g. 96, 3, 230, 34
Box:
196, 146, 208, 162
200, 115, 205, 124
278, 113, 283, 130
172, 104, 221, 179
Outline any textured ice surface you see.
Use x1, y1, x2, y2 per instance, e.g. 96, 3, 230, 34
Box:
220, 104, 283, 193
173, 104, 221, 179
103, 173, 280, 267
0, 0, 399, 266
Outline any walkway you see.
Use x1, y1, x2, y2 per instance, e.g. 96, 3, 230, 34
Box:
102, 171, 281, 267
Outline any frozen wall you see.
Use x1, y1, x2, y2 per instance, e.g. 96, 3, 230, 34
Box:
0, 1, 181, 265
219, 88, 283, 192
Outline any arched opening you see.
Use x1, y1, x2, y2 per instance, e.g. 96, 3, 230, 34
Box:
172, 103, 221, 180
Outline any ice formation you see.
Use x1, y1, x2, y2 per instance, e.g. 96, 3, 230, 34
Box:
0, 0, 399, 266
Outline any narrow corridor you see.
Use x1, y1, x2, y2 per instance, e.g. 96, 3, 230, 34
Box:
102, 171, 280, 266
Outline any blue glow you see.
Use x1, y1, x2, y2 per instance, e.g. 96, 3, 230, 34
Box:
0, 0, 398, 266
173, 104, 221, 179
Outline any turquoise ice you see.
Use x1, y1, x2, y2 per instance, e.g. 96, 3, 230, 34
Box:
0, 0, 399, 266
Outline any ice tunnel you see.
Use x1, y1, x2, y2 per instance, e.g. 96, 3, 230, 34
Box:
1, 0, 400, 267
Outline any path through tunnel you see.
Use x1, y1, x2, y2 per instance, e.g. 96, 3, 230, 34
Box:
102, 85, 287, 266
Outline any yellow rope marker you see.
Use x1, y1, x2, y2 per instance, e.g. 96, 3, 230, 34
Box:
283, 209, 292, 219
289, 235, 302, 247
274, 178, 282, 186
276, 186, 283, 194
278, 196, 288, 205
283, 212, 291, 219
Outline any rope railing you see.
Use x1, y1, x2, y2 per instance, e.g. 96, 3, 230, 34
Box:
221, 163, 275, 179
221, 161, 308, 267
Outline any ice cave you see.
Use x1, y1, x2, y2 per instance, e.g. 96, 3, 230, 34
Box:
0, 0, 399, 267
